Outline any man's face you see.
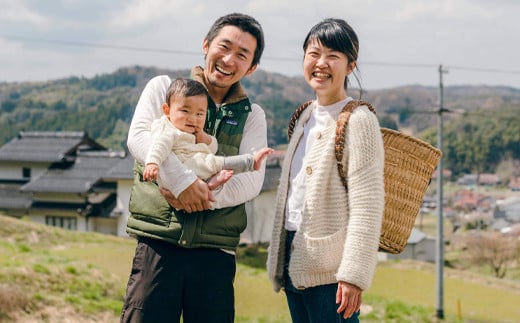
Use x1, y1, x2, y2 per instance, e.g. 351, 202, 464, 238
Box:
202, 25, 257, 90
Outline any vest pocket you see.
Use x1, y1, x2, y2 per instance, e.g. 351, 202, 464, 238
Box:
128, 163, 172, 226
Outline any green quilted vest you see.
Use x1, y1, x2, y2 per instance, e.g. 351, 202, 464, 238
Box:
126, 93, 252, 251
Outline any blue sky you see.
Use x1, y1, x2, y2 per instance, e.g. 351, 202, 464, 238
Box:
1, 0, 519, 90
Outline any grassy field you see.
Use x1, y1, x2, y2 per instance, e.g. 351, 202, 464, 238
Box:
1, 214, 519, 322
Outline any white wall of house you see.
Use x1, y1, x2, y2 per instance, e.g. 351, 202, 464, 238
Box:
116, 179, 132, 237
242, 189, 277, 244
91, 217, 118, 235
0, 162, 49, 181
387, 238, 436, 263
30, 211, 88, 232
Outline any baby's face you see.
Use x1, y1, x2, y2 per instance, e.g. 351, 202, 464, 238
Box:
167, 94, 208, 134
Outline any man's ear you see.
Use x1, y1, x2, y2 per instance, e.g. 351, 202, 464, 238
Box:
162, 103, 170, 115
202, 38, 209, 55
245, 64, 258, 76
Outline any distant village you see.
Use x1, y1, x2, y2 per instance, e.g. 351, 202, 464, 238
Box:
1, 131, 519, 264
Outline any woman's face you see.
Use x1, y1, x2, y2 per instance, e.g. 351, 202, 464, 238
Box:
303, 39, 354, 105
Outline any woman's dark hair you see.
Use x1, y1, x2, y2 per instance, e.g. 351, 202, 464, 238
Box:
205, 13, 265, 67
165, 78, 208, 105
303, 18, 362, 94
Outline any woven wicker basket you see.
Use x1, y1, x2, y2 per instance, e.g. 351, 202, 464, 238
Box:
334, 101, 442, 254
378, 128, 442, 254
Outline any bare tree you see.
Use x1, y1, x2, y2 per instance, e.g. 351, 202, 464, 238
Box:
466, 232, 518, 278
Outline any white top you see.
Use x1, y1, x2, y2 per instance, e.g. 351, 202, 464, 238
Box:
127, 74, 268, 209
285, 98, 352, 231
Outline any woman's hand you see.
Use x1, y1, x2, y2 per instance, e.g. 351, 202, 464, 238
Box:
336, 281, 362, 319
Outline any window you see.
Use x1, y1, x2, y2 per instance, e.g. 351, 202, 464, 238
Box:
22, 167, 31, 179
45, 216, 77, 230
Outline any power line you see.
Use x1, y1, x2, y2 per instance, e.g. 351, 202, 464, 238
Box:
3, 34, 520, 74
449, 65, 520, 75
1, 35, 201, 56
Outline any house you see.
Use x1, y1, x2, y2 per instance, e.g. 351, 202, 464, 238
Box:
0, 131, 284, 242
242, 150, 284, 244
0, 131, 131, 236
452, 189, 495, 212
383, 228, 436, 263
457, 174, 478, 187
509, 176, 520, 191
494, 197, 520, 223
478, 173, 501, 186
456, 173, 501, 187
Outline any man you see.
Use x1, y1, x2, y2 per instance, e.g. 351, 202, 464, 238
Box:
121, 13, 267, 323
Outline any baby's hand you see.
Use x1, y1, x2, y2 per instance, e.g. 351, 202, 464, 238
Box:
143, 163, 159, 181
195, 129, 212, 145
253, 148, 274, 170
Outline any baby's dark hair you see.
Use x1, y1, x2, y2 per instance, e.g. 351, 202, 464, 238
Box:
165, 78, 208, 105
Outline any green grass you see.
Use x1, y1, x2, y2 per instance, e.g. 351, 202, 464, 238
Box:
369, 262, 520, 322
1, 214, 519, 322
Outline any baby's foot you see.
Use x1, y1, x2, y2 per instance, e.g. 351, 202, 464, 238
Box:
207, 169, 234, 190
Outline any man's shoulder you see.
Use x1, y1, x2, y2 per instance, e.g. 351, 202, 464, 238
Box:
250, 102, 265, 114
147, 75, 172, 88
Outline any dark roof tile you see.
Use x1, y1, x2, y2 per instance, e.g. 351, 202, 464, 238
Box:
0, 131, 105, 163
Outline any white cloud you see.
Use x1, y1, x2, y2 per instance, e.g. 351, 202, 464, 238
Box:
396, 0, 498, 22
1, 0, 519, 89
0, 0, 50, 27
108, 0, 198, 29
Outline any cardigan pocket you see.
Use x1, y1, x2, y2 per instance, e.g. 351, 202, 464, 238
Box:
293, 229, 345, 273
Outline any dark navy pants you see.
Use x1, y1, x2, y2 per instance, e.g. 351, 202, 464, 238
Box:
284, 231, 360, 323
120, 236, 235, 323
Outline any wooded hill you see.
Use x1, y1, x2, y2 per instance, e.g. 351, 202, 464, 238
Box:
1, 66, 519, 178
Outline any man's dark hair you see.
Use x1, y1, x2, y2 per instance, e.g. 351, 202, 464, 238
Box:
205, 13, 265, 67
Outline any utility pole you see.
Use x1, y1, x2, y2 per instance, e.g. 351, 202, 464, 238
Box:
436, 64, 448, 320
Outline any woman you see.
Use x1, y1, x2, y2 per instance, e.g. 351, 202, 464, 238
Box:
267, 18, 385, 322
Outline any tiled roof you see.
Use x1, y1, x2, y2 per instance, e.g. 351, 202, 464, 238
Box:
104, 154, 134, 180
0, 131, 105, 163
21, 151, 127, 194
0, 183, 32, 209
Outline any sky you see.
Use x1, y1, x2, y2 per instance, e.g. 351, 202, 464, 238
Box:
1, 0, 519, 90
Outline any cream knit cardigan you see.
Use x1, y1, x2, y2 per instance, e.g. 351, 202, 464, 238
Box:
267, 101, 385, 292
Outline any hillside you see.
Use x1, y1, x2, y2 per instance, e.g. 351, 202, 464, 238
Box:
1, 66, 520, 177
2, 214, 520, 322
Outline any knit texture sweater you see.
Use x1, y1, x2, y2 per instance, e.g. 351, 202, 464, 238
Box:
267, 100, 385, 292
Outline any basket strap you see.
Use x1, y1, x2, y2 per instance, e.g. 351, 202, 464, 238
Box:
287, 100, 313, 140
335, 100, 376, 190
287, 99, 377, 192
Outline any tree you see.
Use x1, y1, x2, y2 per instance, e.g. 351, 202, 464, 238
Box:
466, 232, 519, 278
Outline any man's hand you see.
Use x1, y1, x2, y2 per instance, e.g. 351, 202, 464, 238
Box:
336, 281, 362, 319
159, 178, 215, 213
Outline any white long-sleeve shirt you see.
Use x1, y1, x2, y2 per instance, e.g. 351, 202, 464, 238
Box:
127, 73, 268, 209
